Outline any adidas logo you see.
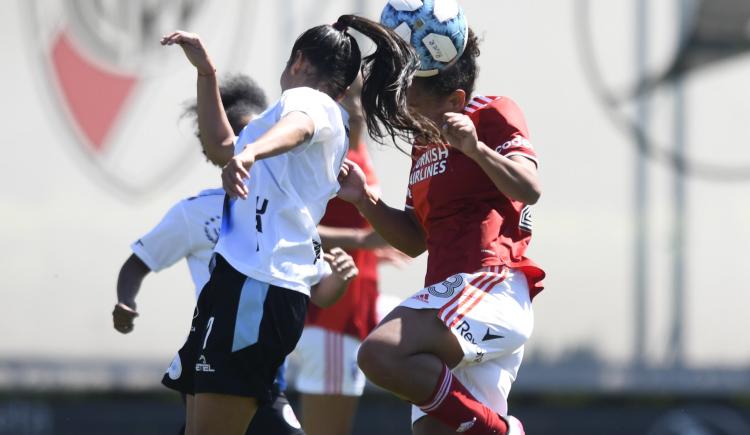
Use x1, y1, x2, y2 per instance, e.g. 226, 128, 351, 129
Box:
411, 293, 430, 303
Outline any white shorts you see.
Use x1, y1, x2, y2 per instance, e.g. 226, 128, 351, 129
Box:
291, 326, 366, 396
399, 266, 534, 424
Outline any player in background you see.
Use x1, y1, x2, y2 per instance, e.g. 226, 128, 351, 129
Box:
293, 73, 408, 435
112, 74, 352, 435
337, 29, 544, 435
159, 14, 442, 435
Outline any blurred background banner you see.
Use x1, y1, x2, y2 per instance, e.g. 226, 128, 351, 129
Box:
1, 0, 749, 434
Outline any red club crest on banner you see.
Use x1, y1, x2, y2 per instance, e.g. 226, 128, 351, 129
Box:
24, 0, 254, 195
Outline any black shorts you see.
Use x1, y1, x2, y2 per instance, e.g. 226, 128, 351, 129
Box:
162, 255, 309, 403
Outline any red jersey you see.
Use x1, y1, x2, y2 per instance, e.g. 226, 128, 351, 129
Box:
306, 145, 381, 340
405, 96, 545, 299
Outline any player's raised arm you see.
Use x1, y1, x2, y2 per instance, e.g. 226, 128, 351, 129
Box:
161, 31, 235, 166
442, 111, 541, 205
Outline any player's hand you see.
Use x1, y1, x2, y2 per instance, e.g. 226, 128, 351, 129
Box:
324, 247, 358, 282
222, 155, 253, 199
112, 303, 139, 334
337, 159, 369, 206
160, 31, 216, 76
442, 112, 480, 158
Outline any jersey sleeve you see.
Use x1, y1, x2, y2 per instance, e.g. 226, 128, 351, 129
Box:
280, 87, 335, 148
477, 97, 538, 167
130, 201, 193, 272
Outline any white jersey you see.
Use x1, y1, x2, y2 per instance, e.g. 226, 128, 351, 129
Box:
214, 87, 348, 296
131, 188, 224, 298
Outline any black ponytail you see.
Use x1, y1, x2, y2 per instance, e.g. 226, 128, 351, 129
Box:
336, 15, 441, 145
287, 15, 441, 146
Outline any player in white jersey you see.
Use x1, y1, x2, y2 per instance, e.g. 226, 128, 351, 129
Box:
112, 75, 319, 435
159, 13, 442, 435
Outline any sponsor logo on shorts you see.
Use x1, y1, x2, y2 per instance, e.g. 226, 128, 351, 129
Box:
455, 320, 477, 345
482, 328, 504, 342
456, 417, 477, 432
195, 355, 215, 373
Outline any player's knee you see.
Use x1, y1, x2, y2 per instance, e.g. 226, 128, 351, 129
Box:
357, 337, 395, 382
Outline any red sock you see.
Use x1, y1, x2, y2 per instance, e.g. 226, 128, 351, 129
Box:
417, 364, 509, 435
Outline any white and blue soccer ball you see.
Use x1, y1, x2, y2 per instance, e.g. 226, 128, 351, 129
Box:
380, 0, 468, 77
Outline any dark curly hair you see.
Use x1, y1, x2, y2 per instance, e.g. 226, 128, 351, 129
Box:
413, 28, 481, 98
183, 73, 268, 135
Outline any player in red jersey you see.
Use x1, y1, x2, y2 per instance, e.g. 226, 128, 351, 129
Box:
294, 73, 406, 435
337, 29, 543, 435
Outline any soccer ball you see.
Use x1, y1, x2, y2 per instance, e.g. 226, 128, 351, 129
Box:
380, 0, 468, 77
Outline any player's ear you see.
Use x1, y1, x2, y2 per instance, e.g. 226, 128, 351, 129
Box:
447, 89, 466, 112
288, 50, 306, 76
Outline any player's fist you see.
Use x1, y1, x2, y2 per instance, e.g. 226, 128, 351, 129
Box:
324, 247, 358, 282
337, 159, 369, 206
112, 303, 139, 334
160, 30, 216, 76
442, 112, 479, 158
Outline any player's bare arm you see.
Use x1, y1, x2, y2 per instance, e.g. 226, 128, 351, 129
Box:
161, 31, 235, 166
222, 112, 315, 199
112, 254, 150, 334
318, 225, 387, 250
443, 111, 542, 204
337, 160, 426, 257
309, 247, 358, 308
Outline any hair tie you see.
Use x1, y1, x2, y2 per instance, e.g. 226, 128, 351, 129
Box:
332, 21, 348, 32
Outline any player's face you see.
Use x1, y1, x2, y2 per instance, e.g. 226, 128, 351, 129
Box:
407, 82, 455, 124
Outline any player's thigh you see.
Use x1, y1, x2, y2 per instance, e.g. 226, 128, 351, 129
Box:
301, 393, 359, 435
184, 394, 195, 435
362, 306, 463, 368
192, 393, 258, 435
412, 415, 459, 435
